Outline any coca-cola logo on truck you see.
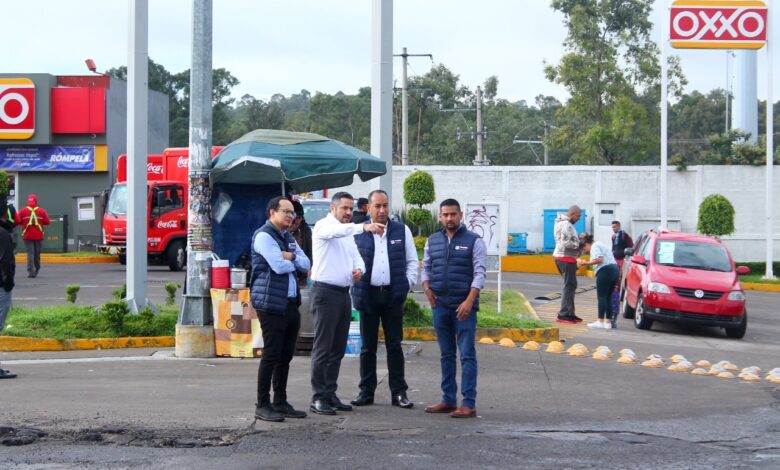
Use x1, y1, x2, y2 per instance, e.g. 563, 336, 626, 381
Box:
157, 220, 179, 229
147, 163, 164, 174
177, 156, 188, 168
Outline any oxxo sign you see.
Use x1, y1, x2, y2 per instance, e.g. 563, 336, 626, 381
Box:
670, 0, 768, 50
0, 78, 35, 140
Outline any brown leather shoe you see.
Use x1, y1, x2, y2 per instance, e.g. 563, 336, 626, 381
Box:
450, 406, 476, 418
424, 402, 457, 414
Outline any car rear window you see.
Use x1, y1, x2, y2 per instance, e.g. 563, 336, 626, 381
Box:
654, 240, 732, 272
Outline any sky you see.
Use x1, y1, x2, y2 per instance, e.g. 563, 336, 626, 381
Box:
3, 1, 778, 104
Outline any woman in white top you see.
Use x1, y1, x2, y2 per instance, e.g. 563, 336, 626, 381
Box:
577, 233, 619, 329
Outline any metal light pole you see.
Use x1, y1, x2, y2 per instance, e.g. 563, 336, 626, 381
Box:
371, 0, 393, 200
177, 0, 215, 357
125, 0, 150, 313
394, 47, 432, 166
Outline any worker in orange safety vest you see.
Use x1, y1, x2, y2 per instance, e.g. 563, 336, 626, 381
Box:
15, 194, 50, 278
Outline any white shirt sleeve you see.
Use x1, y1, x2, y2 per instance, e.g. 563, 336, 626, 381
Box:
404, 225, 418, 288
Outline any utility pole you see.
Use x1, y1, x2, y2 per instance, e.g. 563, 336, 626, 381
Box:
394, 47, 432, 165
474, 86, 485, 165
177, 0, 215, 358
543, 121, 549, 165
371, 0, 393, 200
125, 0, 150, 314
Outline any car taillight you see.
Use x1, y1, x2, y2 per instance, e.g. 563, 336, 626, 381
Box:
727, 291, 746, 301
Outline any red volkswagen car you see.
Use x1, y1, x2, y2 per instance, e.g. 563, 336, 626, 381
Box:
620, 230, 749, 338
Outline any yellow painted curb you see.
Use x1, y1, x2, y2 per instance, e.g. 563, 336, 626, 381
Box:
742, 282, 780, 293
501, 254, 591, 276
15, 254, 119, 264
0, 335, 174, 352
401, 327, 559, 343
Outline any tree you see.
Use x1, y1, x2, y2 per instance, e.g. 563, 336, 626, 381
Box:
544, 0, 686, 165
403, 170, 436, 235
697, 194, 735, 236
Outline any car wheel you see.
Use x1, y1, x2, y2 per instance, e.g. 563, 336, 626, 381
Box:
167, 240, 186, 271
725, 310, 747, 339
621, 286, 635, 319
634, 294, 653, 330
118, 254, 127, 265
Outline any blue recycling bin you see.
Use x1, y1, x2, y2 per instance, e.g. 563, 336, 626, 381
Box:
507, 232, 528, 253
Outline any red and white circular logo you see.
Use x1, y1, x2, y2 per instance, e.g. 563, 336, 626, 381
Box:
0, 78, 35, 140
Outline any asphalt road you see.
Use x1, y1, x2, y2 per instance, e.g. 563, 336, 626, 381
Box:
1, 263, 779, 468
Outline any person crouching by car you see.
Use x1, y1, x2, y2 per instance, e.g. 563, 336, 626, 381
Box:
577, 233, 620, 329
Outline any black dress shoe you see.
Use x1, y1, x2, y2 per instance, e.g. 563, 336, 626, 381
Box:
328, 396, 353, 411
391, 394, 414, 409
350, 394, 374, 407
273, 402, 307, 419
309, 399, 337, 415
254, 404, 285, 422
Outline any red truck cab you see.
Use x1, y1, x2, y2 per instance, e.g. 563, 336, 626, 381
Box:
99, 146, 222, 270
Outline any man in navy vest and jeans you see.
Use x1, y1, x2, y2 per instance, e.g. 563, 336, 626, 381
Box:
350, 190, 418, 409
251, 196, 311, 422
422, 199, 487, 418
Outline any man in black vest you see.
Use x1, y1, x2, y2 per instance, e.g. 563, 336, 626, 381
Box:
250, 196, 311, 422
350, 190, 418, 409
0, 206, 16, 379
422, 199, 487, 418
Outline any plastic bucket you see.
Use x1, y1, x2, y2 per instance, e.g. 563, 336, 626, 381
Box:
230, 268, 247, 289
211, 259, 230, 289
344, 321, 362, 357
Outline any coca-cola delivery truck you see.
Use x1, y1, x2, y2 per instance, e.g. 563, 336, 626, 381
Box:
98, 147, 222, 270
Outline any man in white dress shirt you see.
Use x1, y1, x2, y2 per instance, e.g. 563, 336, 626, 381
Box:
308, 192, 384, 415
349, 190, 418, 409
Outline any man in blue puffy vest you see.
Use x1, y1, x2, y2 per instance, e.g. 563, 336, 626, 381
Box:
422, 199, 486, 418
350, 190, 418, 409
251, 196, 311, 422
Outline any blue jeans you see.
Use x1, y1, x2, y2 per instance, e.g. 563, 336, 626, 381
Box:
432, 304, 477, 409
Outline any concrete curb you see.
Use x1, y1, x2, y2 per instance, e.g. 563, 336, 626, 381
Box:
402, 326, 559, 343
15, 254, 119, 264
742, 282, 780, 293
0, 335, 174, 352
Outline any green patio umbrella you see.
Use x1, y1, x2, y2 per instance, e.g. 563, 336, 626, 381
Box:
210, 129, 387, 193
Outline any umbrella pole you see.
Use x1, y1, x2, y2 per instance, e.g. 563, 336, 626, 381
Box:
281, 181, 285, 196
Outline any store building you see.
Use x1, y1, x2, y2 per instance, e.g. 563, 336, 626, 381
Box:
0, 73, 168, 252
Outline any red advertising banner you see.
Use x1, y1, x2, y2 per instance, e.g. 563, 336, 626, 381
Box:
670, 1, 767, 50
0, 78, 35, 140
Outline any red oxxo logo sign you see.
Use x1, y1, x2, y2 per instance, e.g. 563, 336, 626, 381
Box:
670, 0, 767, 49
0, 78, 35, 140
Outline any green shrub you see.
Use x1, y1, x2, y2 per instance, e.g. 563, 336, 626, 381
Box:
0, 170, 8, 196
112, 283, 127, 301
407, 208, 432, 230
697, 194, 735, 236
164, 282, 181, 306
65, 284, 80, 303
101, 300, 129, 332
403, 297, 432, 327
413, 236, 427, 254
403, 170, 435, 207
734, 261, 780, 274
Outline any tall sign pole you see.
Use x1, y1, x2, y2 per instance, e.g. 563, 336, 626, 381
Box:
177, 0, 216, 357
126, 0, 150, 313
766, 10, 775, 280
660, 0, 669, 230
371, 0, 393, 201
669, 0, 771, 270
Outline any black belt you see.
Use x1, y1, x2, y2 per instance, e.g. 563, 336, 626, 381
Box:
312, 281, 350, 293
370, 285, 392, 292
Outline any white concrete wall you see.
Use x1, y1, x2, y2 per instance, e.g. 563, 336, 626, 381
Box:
334, 165, 779, 262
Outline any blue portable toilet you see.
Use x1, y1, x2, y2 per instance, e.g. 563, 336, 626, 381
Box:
543, 209, 587, 252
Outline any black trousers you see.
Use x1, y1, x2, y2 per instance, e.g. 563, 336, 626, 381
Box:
555, 259, 578, 318
596, 264, 620, 320
358, 287, 407, 397
256, 302, 300, 407
309, 284, 352, 401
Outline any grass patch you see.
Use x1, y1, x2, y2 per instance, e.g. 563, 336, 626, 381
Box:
2, 304, 178, 339
740, 274, 780, 285
403, 290, 549, 329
